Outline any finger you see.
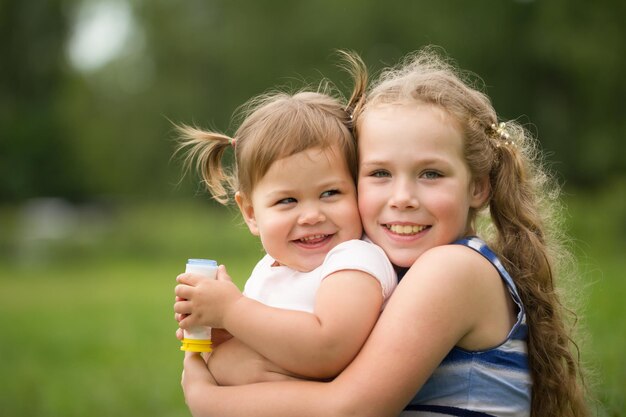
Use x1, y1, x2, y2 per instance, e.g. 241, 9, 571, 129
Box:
175, 284, 194, 299
179, 314, 195, 329
174, 300, 192, 315
176, 328, 184, 340
216, 264, 233, 282
177, 273, 199, 285
174, 312, 188, 322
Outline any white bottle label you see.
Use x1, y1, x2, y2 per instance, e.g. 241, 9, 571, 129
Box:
183, 260, 218, 341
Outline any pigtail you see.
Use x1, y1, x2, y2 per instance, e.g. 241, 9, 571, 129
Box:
336, 50, 368, 128
487, 122, 589, 417
488, 123, 550, 275
176, 124, 235, 205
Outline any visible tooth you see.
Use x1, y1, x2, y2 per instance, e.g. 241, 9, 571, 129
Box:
388, 224, 424, 235
302, 234, 325, 242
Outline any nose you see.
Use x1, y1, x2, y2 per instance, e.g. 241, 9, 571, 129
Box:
389, 178, 418, 210
297, 203, 326, 225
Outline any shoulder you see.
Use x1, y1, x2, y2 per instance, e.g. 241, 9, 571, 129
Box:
400, 243, 502, 315
322, 239, 397, 298
414, 243, 491, 274
372, 244, 503, 357
408, 243, 492, 277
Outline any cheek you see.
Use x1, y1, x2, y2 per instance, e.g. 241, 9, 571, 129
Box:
343, 204, 363, 235
330, 199, 362, 239
357, 189, 379, 230
255, 214, 286, 240
434, 192, 470, 229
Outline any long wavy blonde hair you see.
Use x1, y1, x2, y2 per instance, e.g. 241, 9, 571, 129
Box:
342, 47, 589, 417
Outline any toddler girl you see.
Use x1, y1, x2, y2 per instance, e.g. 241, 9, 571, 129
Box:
174, 89, 397, 385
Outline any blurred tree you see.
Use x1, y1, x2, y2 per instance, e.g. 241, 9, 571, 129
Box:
0, 1, 86, 201
526, 0, 626, 185
1, 0, 624, 202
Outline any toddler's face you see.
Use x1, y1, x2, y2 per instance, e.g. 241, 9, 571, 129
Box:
357, 103, 487, 267
237, 146, 362, 272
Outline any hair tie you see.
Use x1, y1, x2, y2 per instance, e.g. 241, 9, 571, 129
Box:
489, 122, 514, 147
230, 138, 237, 148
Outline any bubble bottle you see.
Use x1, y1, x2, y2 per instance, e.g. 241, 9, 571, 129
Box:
180, 259, 218, 352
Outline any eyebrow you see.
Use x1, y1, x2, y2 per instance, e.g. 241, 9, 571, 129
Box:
319, 178, 352, 188
360, 156, 452, 168
359, 159, 387, 167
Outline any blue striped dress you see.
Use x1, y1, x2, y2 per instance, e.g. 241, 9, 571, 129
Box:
401, 237, 531, 417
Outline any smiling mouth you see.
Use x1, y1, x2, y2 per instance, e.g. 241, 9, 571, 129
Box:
384, 224, 429, 235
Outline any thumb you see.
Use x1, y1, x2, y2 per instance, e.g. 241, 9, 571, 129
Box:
216, 264, 233, 282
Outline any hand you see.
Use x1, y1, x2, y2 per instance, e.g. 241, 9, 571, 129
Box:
174, 265, 242, 329
181, 352, 218, 407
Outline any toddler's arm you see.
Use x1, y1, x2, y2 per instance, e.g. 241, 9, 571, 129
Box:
175, 265, 385, 379
207, 337, 302, 385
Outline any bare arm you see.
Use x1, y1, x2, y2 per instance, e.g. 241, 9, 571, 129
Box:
182, 245, 506, 417
176, 266, 384, 379
207, 337, 303, 385
227, 269, 383, 378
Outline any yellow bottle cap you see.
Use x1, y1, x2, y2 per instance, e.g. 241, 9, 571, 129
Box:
181, 338, 213, 352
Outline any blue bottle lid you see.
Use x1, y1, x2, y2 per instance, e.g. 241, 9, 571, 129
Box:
187, 259, 217, 266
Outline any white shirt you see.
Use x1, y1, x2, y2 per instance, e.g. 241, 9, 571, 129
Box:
243, 239, 397, 313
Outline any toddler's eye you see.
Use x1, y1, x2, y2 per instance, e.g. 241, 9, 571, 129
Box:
320, 189, 340, 198
276, 197, 297, 205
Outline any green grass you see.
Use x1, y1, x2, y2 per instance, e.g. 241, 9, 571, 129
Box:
0, 182, 624, 416
0, 200, 261, 417
0, 262, 185, 416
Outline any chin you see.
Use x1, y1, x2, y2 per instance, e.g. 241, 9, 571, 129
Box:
389, 254, 418, 269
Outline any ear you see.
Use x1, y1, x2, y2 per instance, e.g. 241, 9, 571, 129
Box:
469, 175, 490, 208
235, 191, 259, 236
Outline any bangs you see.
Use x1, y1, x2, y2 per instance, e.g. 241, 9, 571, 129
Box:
238, 94, 356, 191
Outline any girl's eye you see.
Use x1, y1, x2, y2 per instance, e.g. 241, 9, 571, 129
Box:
276, 197, 297, 205
370, 170, 391, 178
320, 189, 340, 198
422, 170, 442, 180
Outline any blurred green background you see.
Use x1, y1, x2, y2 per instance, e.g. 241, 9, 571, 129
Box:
1, 1, 624, 416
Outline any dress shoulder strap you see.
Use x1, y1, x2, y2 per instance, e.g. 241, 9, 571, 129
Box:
453, 236, 527, 338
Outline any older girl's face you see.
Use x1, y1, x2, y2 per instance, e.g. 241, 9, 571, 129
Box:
357, 103, 488, 268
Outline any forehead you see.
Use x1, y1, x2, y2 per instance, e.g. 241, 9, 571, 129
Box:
358, 103, 463, 154
359, 102, 453, 130
257, 146, 352, 189
270, 146, 344, 170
